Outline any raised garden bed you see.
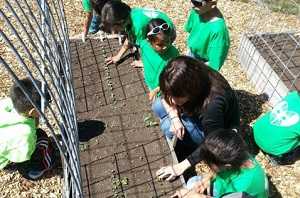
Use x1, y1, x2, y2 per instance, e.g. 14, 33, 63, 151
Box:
71, 38, 183, 197
239, 32, 300, 106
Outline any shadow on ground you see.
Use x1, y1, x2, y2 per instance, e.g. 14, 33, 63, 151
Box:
235, 90, 269, 125
235, 90, 269, 155
78, 120, 106, 142
268, 175, 283, 198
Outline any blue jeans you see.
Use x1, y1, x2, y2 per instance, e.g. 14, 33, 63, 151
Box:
89, 14, 101, 34
151, 97, 204, 148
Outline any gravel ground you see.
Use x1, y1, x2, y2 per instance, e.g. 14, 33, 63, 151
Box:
1, 0, 299, 197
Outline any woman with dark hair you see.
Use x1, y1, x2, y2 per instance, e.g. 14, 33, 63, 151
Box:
101, 0, 175, 67
152, 56, 240, 149
158, 129, 268, 198
140, 18, 179, 101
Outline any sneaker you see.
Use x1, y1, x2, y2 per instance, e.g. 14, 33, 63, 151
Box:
27, 166, 52, 180
27, 138, 55, 180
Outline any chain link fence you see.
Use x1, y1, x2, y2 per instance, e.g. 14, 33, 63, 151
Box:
1, 0, 83, 197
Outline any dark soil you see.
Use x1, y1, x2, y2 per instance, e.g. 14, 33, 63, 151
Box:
71, 38, 182, 198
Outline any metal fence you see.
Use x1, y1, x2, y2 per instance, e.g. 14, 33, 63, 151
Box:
0, 0, 82, 197
239, 0, 300, 106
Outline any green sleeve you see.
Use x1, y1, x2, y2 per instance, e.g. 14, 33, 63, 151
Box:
184, 11, 193, 33
207, 31, 229, 71
82, 0, 92, 13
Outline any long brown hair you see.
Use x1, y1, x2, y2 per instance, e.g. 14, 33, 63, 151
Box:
159, 56, 231, 114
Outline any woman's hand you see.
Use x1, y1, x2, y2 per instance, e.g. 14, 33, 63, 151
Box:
170, 117, 185, 140
156, 160, 191, 182
156, 165, 183, 182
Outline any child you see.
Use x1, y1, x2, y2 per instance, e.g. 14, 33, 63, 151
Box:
81, 0, 110, 42
140, 18, 179, 101
253, 91, 300, 165
185, 0, 230, 71
152, 56, 240, 152
101, 0, 175, 67
0, 78, 54, 180
158, 129, 268, 198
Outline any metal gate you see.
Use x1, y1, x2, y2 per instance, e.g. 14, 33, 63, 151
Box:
1, 0, 82, 197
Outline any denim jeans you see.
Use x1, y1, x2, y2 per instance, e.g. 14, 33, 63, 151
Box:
89, 14, 101, 34
151, 97, 204, 148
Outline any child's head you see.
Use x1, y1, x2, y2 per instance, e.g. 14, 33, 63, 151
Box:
191, 0, 217, 15
199, 129, 249, 172
90, 0, 110, 16
159, 56, 211, 113
10, 78, 50, 118
101, 0, 131, 33
146, 18, 176, 54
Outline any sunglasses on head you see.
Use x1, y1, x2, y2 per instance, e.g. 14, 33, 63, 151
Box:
191, 0, 207, 7
147, 23, 169, 36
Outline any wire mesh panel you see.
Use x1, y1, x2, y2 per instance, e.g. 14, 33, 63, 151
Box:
239, 0, 300, 106
0, 0, 82, 197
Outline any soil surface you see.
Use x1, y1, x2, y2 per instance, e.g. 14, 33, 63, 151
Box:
71, 38, 182, 197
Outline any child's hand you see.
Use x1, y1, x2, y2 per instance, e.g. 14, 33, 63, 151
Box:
105, 55, 121, 65
193, 173, 213, 194
171, 188, 190, 198
170, 117, 185, 140
148, 87, 160, 102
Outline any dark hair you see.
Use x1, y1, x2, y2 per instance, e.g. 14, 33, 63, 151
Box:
146, 18, 176, 44
90, 0, 111, 16
101, 0, 131, 27
199, 129, 249, 170
10, 78, 50, 114
159, 56, 230, 113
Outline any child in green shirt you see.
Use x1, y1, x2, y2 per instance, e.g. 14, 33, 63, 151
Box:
253, 91, 300, 165
0, 78, 54, 180
185, 0, 230, 71
158, 129, 268, 198
81, 0, 111, 42
101, 0, 175, 68
141, 18, 179, 101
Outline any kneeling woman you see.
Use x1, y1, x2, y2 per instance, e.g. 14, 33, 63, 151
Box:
152, 56, 240, 151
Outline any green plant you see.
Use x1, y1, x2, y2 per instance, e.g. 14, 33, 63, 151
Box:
144, 114, 159, 127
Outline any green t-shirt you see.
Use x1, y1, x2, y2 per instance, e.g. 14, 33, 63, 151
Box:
184, 9, 230, 71
82, 0, 92, 12
253, 91, 300, 156
129, 8, 175, 46
213, 158, 268, 198
0, 98, 37, 169
140, 39, 179, 91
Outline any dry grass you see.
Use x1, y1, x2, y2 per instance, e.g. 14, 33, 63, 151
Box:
0, 0, 299, 197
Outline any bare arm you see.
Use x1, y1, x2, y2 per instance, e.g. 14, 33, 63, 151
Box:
161, 98, 185, 140
105, 38, 130, 65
